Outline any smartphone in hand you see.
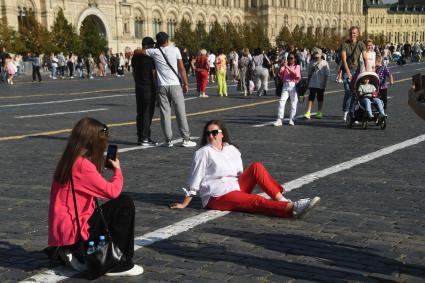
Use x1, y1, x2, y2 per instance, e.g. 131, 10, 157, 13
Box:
105, 144, 118, 169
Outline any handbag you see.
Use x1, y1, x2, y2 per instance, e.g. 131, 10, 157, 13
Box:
70, 176, 125, 276
295, 78, 309, 98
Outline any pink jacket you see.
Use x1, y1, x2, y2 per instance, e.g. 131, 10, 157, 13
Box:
48, 156, 123, 246
278, 65, 301, 83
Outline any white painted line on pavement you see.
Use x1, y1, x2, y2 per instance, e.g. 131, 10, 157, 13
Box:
14, 108, 109, 119
21, 133, 425, 283
252, 113, 317, 127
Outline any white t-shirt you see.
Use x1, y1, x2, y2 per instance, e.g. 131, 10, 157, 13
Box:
146, 46, 182, 86
208, 54, 216, 68
360, 51, 376, 72
187, 143, 243, 207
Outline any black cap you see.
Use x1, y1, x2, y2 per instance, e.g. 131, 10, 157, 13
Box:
142, 37, 155, 47
156, 32, 169, 45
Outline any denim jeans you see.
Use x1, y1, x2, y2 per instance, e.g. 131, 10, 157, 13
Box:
361, 97, 385, 117
51, 66, 57, 78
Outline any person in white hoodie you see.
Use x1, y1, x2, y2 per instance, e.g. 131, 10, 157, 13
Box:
303, 48, 330, 119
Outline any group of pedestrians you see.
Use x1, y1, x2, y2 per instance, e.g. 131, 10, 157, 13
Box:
47, 31, 324, 278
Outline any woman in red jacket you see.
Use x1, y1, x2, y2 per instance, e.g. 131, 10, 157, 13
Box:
48, 117, 143, 277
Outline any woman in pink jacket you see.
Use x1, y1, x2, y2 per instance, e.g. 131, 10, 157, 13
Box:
48, 117, 143, 277
273, 52, 301, 126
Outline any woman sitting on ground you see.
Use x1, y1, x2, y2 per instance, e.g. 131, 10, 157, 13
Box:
48, 117, 143, 277
170, 120, 320, 218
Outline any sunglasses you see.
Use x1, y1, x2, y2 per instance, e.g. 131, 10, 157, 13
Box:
205, 129, 222, 137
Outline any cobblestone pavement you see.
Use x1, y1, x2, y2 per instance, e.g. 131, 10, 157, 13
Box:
0, 61, 425, 282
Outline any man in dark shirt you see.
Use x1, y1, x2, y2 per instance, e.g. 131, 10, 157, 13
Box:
132, 37, 158, 146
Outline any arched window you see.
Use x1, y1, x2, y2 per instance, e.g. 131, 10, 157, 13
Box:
153, 17, 161, 36
135, 17, 144, 39
167, 18, 177, 39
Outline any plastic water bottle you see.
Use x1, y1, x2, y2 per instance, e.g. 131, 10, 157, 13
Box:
87, 241, 96, 255
97, 235, 106, 249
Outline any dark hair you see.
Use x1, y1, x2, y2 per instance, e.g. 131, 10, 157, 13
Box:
253, 48, 262, 56
287, 51, 299, 65
200, 120, 233, 147
53, 117, 109, 185
217, 48, 224, 55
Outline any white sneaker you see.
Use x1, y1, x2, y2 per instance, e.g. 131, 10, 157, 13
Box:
182, 140, 197, 147
58, 249, 86, 272
343, 111, 348, 121
105, 264, 144, 277
272, 119, 282, 127
161, 140, 174, 148
293, 197, 321, 219
289, 120, 295, 126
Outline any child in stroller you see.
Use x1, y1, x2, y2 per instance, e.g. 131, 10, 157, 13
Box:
346, 72, 387, 129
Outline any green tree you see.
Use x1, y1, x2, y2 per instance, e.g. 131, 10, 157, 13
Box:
249, 23, 270, 51
207, 21, 225, 52
291, 25, 305, 47
275, 25, 291, 47
51, 9, 81, 54
79, 17, 108, 56
0, 18, 25, 52
194, 21, 208, 52
223, 22, 242, 52
18, 12, 54, 54
174, 18, 196, 53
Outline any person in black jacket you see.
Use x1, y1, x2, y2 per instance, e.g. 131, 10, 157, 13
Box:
132, 37, 158, 146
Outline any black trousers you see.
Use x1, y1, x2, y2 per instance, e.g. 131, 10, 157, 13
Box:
32, 66, 42, 81
379, 89, 388, 110
88, 194, 135, 270
136, 85, 156, 141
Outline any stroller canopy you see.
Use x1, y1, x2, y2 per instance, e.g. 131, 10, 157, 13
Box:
355, 71, 380, 90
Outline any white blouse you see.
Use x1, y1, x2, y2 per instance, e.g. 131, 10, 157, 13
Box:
187, 143, 243, 207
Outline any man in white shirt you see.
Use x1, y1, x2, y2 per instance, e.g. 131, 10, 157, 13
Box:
144, 32, 196, 147
208, 50, 216, 83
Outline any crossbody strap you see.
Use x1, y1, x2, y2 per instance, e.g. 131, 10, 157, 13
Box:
70, 175, 111, 240
157, 47, 182, 85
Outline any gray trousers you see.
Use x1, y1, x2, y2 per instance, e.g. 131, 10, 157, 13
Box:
254, 67, 269, 95
158, 85, 191, 141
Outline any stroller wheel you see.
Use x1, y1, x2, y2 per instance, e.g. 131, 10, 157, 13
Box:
379, 117, 387, 130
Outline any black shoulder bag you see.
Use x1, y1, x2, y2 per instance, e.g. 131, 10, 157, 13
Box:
70, 176, 125, 276
157, 47, 182, 86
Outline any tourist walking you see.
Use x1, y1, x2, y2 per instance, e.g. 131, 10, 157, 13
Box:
208, 50, 216, 83
195, 49, 210, 97
238, 48, 252, 96
31, 53, 42, 82
303, 48, 330, 119
251, 48, 271, 96
273, 52, 301, 126
340, 26, 368, 121
215, 49, 227, 97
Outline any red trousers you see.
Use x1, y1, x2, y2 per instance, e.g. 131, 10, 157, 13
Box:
196, 70, 209, 92
207, 162, 292, 218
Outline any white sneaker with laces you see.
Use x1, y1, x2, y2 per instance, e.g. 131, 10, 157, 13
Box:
182, 140, 197, 147
289, 120, 295, 126
293, 196, 321, 219
161, 140, 174, 148
105, 264, 144, 277
272, 119, 282, 127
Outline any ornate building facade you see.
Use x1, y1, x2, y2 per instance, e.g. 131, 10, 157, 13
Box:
0, 0, 423, 51
364, 0, 425, 44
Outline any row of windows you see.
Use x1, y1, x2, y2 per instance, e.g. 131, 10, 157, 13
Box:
182, 0, 242, 7
371, 17, 425, 25
134, 19, 243, 39
387, 31, 425, 43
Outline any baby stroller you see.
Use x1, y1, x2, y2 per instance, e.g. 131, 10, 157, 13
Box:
346, 71, 387, 130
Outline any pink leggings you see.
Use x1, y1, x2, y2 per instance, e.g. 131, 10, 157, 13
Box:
207, 162, 292, 218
